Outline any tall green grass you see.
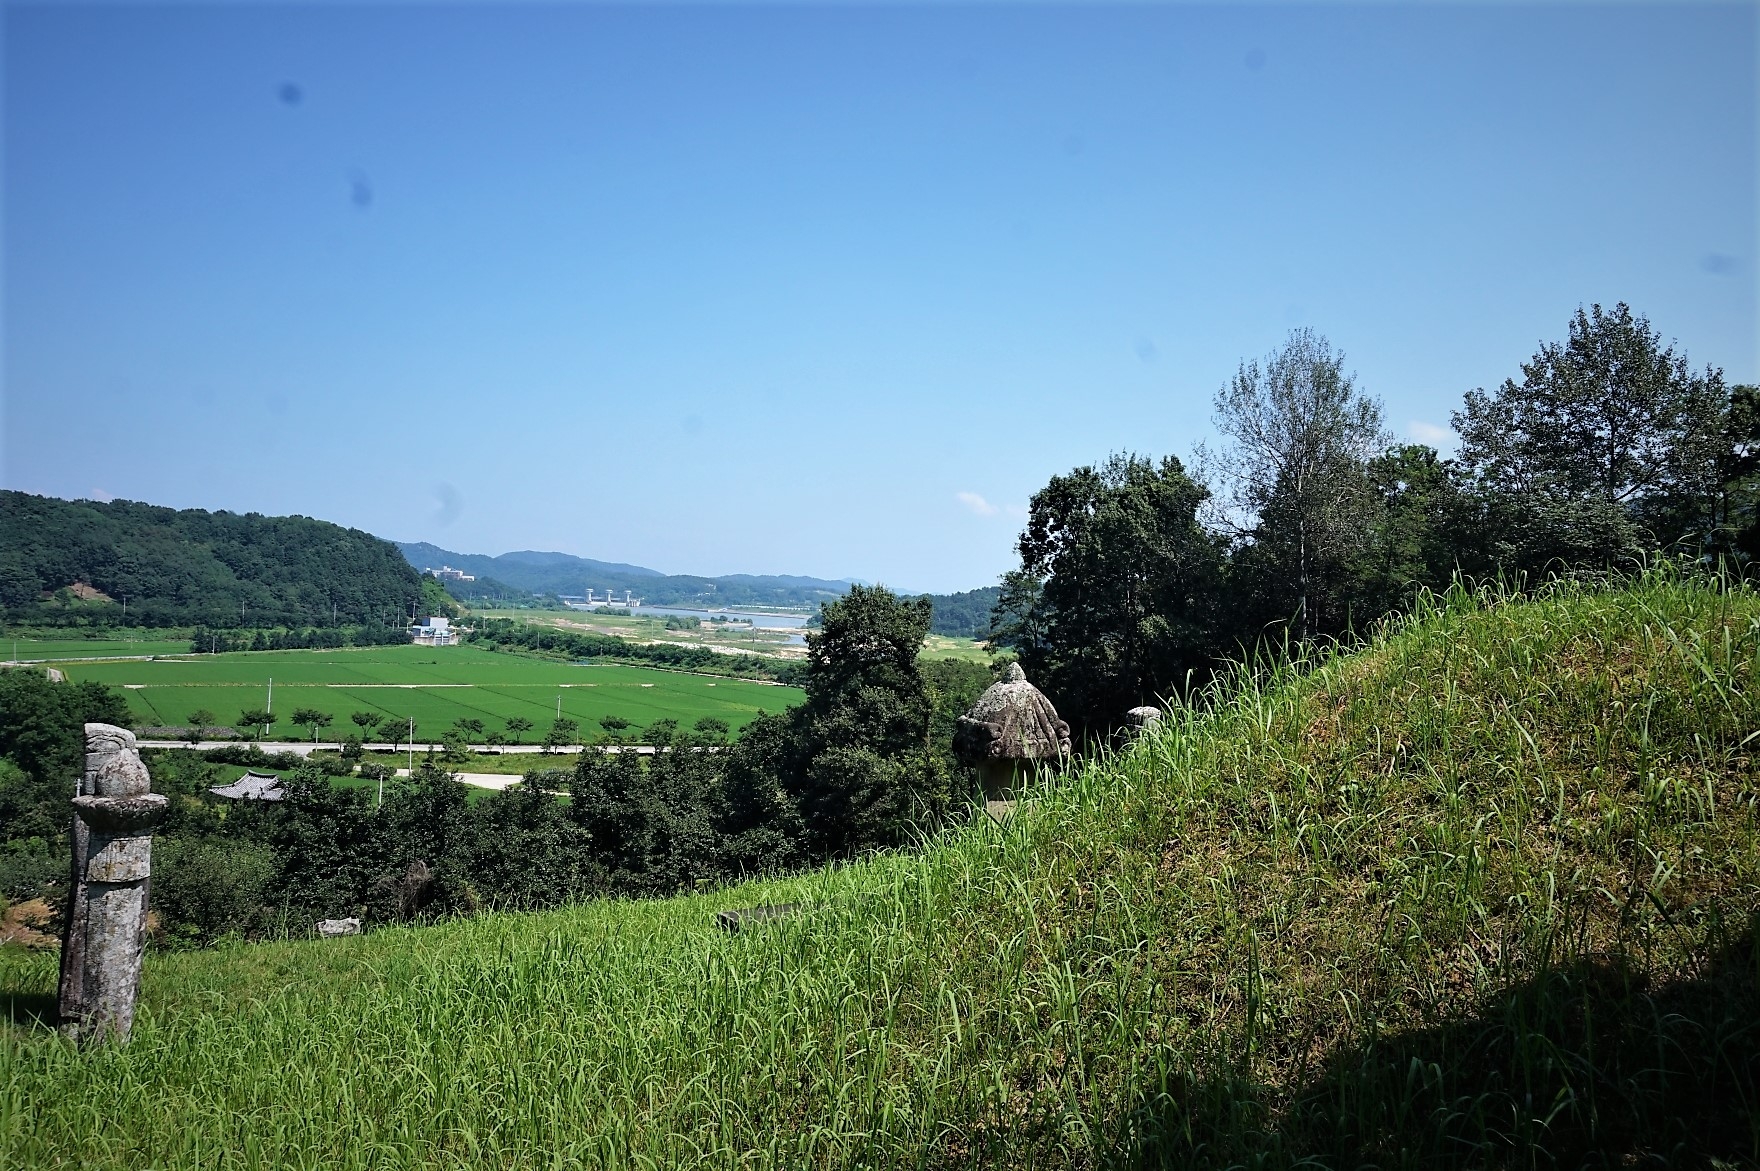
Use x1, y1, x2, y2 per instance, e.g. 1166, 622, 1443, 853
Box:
4, 568, 1757, 1167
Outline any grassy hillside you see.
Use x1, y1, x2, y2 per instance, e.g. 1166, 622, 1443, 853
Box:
4, 571, 1758, 1167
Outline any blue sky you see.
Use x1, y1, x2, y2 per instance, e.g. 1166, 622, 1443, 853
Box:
3, 2, 1754, 593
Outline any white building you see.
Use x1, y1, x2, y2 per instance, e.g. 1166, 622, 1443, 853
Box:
410, 616, 455, 647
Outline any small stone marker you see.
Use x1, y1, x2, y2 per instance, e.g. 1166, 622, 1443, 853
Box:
715, 903, 800, 933
953, 664, 1071, 822
57, 724, 168, 1045
317, 917, 362, 938
1125, 706, 1163, 733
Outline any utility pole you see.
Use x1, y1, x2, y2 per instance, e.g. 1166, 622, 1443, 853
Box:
267, 678, 273, 714
407, 716, 414, 776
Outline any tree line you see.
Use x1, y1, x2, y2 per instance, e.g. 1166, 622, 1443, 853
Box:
466, 617, 810, 685
992, 304, 1755, 732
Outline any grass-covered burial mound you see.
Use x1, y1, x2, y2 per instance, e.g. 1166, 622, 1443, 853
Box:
4, 570, 1757, 1167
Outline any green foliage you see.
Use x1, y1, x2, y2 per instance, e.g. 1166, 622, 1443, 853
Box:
0, 491, 423, 628
781, 585, 941, 855
150, 837, 277, 947
0, 669, 131, 887
236, 708, 276, 740
1208, 327, 1390, 643
417, 576, 460, 620
569, 741, 721, 897
1005, 453, 1225, 731
541, 718, 580, 752
465, 778, 590, 908
691, 716, 729, 739
439, 730, 474, 764
0, 832, 59, 904
290, 707, 332, 742
915, 585, 1002, 638
1454, 301, 1728, 567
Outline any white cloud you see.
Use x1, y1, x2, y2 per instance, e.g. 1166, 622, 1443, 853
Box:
1408, 420, 1452, 445
956, 491, 998, 517
89, 488, 115, 503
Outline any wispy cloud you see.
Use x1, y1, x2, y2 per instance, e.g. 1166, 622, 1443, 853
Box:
1409, 420, 1452, 445
956, 491, 998, 517
89, 488, 115, 503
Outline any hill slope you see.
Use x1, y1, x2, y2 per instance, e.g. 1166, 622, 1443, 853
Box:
5, 570, 1757, 1167
0, 492, 425, 629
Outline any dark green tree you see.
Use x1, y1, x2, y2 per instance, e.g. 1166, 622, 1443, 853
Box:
291, 707, 332, 743
784, 585, 940, 856
543, 718, 580, 753
1453, 302, 1728, 569
237, 708, 276, 742
1001, 454, 1225, 731
570, 732, 723, 896
466, 777, 591, 908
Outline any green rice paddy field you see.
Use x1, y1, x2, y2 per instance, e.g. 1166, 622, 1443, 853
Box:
57, 644, 804, 737
3, 636, 195, 661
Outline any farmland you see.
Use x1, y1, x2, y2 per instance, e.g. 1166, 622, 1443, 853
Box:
57, 643, 804, 737
2, 634, 196, 661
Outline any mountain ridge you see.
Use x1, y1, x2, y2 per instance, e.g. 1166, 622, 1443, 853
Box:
396, 541, 857, 608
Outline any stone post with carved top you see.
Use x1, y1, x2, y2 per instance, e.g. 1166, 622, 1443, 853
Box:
56, 723, 167, 1044
952, 663, 1071, 820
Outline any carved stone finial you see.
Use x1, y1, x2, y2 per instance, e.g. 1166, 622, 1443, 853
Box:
57, 723, 167, 1045
953, 665, 1070, 816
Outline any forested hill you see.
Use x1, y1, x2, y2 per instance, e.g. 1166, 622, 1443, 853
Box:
919, 586, 1000, 638
399, 541, 856, 609
0, 492, 424, 628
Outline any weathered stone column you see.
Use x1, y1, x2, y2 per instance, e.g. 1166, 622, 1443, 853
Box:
57, 723, 167, 1044
952, 664, 1071, 822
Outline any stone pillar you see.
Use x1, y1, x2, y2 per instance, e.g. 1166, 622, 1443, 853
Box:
57, 723, 167, 1045
953, 664, 1072, 822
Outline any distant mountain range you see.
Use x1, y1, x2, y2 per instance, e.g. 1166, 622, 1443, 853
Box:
397, 542, 856, 609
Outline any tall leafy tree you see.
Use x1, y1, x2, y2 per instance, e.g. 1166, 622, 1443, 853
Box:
1453, 303, 1728, 569
291, 707, 332, 743
1338, 443, 1474, 624
999, 454, 1223, 731
791, 586, 940, 855
727, 586, 939, 858
1206, 329, 1389, 643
